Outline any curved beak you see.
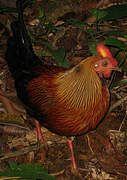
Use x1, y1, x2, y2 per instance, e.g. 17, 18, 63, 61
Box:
113, 67, 122, 72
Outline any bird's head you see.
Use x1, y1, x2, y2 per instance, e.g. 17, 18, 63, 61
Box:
93, 44, 121, 78
93, 57, 120, 78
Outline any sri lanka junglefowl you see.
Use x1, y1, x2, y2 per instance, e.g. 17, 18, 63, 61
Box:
6, 0, 120, 169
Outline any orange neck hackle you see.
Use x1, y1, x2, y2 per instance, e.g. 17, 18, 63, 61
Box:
56, 56, 103, 110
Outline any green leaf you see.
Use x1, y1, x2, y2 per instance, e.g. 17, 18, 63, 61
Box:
0, 162, 58, 180
103, 30, 127, 38
90, 8, 107, 21
31, 1, 44, 19
37, 40, 70, 68
40, 40, 55, 51
51, 48, 65, 66
91, 4, 127, 21
110, 48, 127, 72
104, 38, 127, 50
88, 41, 98, 55
124, 35, 127, 39
37, 6, 44, 19
8, 161, 18, 169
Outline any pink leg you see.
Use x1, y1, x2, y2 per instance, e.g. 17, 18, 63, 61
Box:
34, 119, 43, 143
67, 138, 77, 169
34, 119, 48, 149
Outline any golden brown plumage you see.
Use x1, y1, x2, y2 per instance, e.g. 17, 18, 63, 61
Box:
27, 56, 110, 136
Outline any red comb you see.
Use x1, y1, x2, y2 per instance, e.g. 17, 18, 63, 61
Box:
96, 44, 118, 66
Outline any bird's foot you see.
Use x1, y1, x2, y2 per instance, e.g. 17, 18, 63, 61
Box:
70, 167, 83, 180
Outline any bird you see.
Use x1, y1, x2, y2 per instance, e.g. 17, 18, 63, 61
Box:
6, 0, 120, 169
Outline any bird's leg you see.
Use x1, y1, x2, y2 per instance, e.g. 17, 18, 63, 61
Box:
67, 137, 77, 169
34, 119, 48, 150
34, 119, 42, 143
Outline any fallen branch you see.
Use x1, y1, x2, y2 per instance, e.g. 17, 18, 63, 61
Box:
0, 144, 40, 161
0, 89, 26, 116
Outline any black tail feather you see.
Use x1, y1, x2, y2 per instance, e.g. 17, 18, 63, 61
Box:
5, 0, 40, 102
6, 0, 39, 76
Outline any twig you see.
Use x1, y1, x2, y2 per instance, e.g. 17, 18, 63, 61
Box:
86, 135, 94, 154
0, 140, 54, 162
50, 170, 65, 177
109, 96, 127, 113
96, 0, 110, 8
119, 112, 127, 131
0, 177, 21, 180
0, 144, 39, 161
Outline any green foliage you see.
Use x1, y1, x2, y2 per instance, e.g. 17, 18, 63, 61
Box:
91, 4, 127, 22
88, 41, 98, 56
66, 4, 127, 73
1, 1, 127, 71
90, 8, 107, 21
104, 38, 127, 50
102, 30, 127, 38
37, 5, 44, 19
32, 1, 56, 36
27, 1, 70, 68
111, 47, 127, 72
38, 40, 69, 68
0, 161, 58, 180
0, 5, 17, 13
29, 2, 127, 71
67, 21, 127, 57
51, 48, 69, 68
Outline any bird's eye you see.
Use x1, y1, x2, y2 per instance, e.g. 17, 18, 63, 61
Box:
102, 61, 108, 67
94, 64, 99, 68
